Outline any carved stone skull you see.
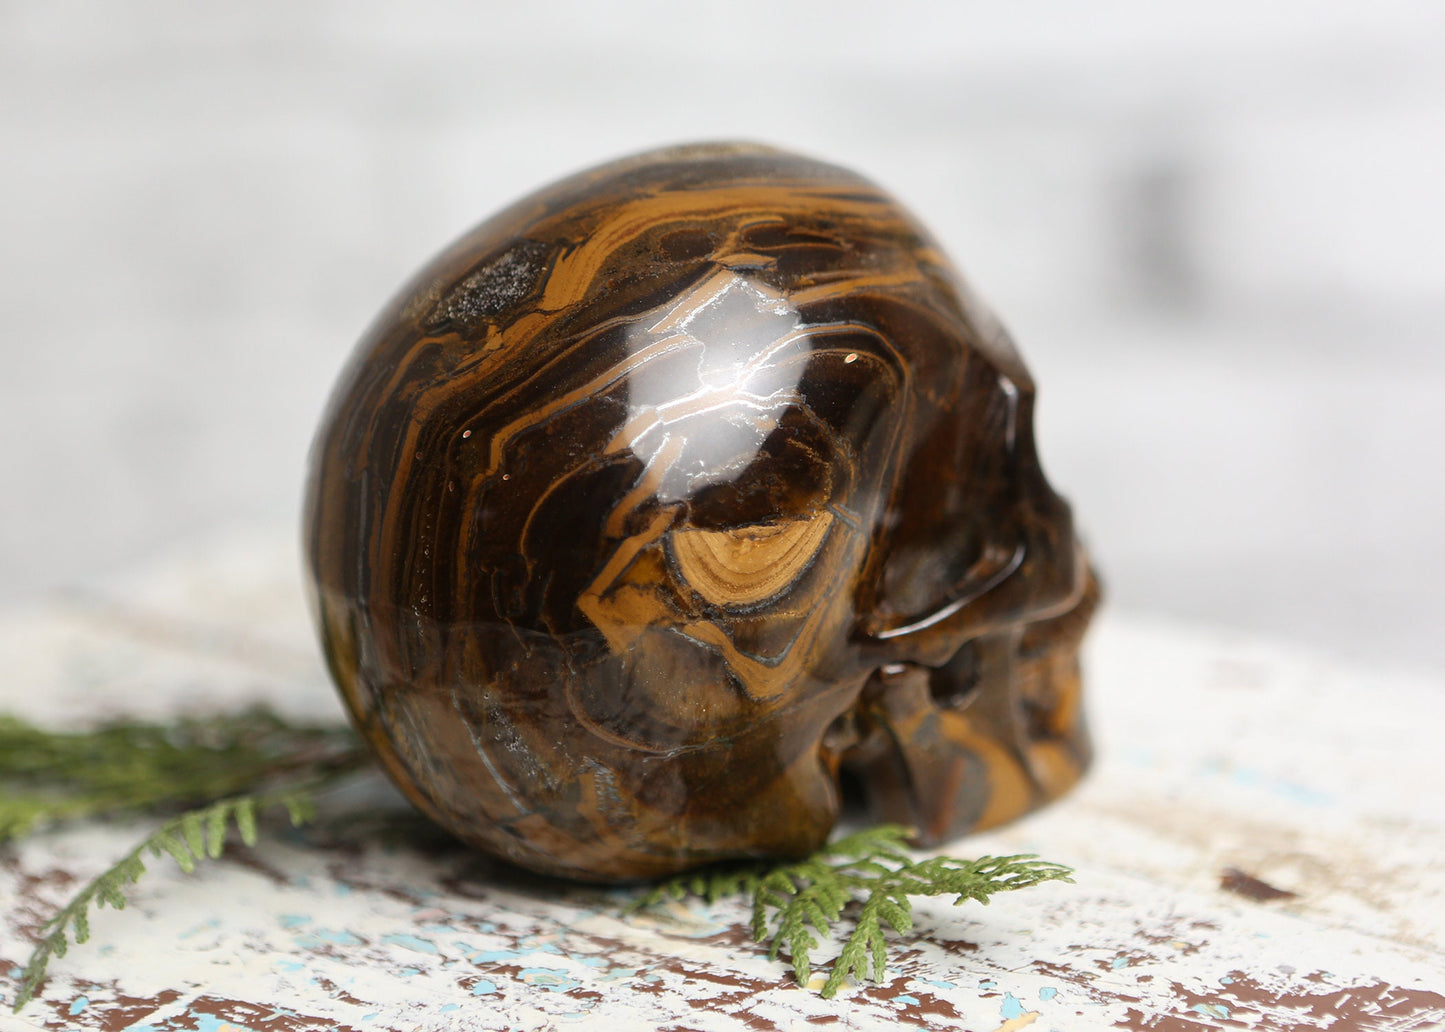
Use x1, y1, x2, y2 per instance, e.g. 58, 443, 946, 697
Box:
305, 142, 1098, 882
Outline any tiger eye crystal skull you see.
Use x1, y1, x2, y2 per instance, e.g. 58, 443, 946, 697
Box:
305, 142, 1099, 882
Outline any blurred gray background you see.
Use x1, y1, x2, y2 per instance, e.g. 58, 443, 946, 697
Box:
2, 1, 1442, 672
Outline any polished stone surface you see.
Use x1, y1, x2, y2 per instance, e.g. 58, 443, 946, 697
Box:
306, 144, 1096, 880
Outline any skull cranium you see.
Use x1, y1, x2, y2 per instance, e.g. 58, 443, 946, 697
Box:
305, 142, 1098, 881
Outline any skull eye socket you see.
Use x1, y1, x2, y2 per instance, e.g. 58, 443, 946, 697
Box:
671, 512, 834, 608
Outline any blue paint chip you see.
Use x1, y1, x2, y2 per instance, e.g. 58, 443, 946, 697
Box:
1001, 993, 1026, 1020
382, 933, 441, 955
979, 979, 997, 990
896, 995, 920, 1006
521, 939, 566, 956
1040, 986, 1058, 1001
440, 1003, 460, 1013
1111, 956, 1129, 969
1193, 1003, 1231, 1019
1220, 975, 1234, 984
69, 996, 89, 1016
520, 967, 581, 992
471, 979, 499, 996
279, 914, 311, 930
276, 961, 305, 973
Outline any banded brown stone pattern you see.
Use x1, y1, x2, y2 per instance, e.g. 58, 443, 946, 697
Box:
305, 143, 1098, 882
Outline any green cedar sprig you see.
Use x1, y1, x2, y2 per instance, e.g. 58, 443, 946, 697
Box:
0, 708, 361, 841
3, 708, 367, 1012
11, 789, 320, 1011
631, 824, 1074, 998
4, 711, 1075, 1012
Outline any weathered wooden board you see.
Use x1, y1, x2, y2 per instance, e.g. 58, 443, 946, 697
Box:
2, 531, 1442, 1030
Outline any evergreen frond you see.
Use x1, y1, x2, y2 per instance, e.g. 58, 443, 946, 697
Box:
5, 706, 1075, 1012
12, 788, 319, 1012
0, 708, 361, 842
631, 823, 1074, 998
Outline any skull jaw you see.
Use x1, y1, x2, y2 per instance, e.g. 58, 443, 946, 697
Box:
839, 562, 1099, 846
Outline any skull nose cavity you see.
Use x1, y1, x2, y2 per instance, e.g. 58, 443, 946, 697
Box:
928, 640, 983, 710
821, 706, 861, 755
856, 646, 985, 710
